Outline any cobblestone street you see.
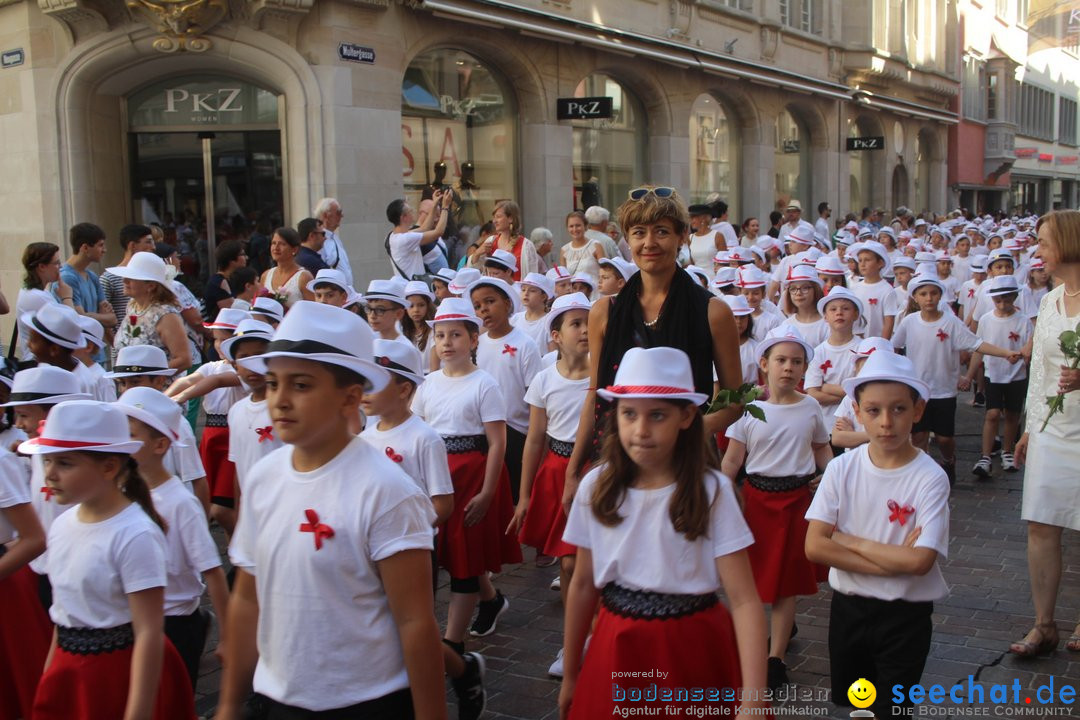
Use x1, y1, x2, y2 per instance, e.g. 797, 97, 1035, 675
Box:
194, 399, 1080, 719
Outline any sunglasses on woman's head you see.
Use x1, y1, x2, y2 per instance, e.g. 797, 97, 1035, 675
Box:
628, 186, 676, 201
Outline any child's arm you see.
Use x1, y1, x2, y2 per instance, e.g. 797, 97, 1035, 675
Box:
431, 495, 453, 527
805, 520, 889, 576
882, 314, 895, 340
960, 350, 985, 390
559, 547, 600, 720
715, 550, 769, 716
214, 570, 259, 720
509, 405, 548, 536
191, 476, 210, 517
807, 384, 845, 405
830, 529, 939, 576
974, 340, 1022, 364
172, 371, 241, 405
202, 566, 229, 658
165, 370, 204, 398
380, 548, 447, 720
466, 420, 505, 527
126, 587, 165, 720
0, 504, 45, 581
830, 416, 868, 449
719, 438, 746, 480
811, 442, 833, 492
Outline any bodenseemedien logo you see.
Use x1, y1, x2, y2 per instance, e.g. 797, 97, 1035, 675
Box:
848, 678, 877, 718
890, 675, 1076, 716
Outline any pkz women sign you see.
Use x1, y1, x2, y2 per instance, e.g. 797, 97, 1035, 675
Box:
339, 43, 375, 64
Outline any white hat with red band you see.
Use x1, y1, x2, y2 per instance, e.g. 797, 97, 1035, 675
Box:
448, 268, 481, 295
115, 386, 188, 446
722, 294, 753, 316
596, 347, 708, 405
204, 307, 250, 331
427, 297, 481, 329
18, 400, 143, 455
755, 325, 816, 363
543, 292, 593, 340
852, 336, 893, 358
735, 265, 768, 289
815, 255, 846, 276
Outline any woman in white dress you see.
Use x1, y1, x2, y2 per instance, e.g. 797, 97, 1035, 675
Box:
1013, 209, 1080, 657
687, 204, 725, 280
560, 211, 603, 283
259, 227, 314, 309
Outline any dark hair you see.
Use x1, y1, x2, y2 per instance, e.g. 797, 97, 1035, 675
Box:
741, 217, 758, 233
405, 294, 435, 351
470, 282, 513, 308
230, 335, 270, 359
114, 455, 168, 532
712, 200, 728, 218
297, 217, 321, 243
118, 224, 152, 251
591, 400, 714, 540
215, 239, 245, 269
273, 227, 301, 248
386, 199, 407, 226
153, 242, 178, 261
565, 210, 586, 226
762, 340, 808, 362
389, 372, 419, 396
738, 312, 754, 340
69, 223, 106, 253
325, 363, 368, 389
818, 201, 830, 214
231, 267, 258, 294
853, 380, 921, 405
906, 282, 942, 316
769, 211, 783, 225
22, 242, 59, 289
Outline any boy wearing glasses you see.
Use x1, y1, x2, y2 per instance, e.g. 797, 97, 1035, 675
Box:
364, 279, 412, 346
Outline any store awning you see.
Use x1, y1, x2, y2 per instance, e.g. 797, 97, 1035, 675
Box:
422, 0, 957, 119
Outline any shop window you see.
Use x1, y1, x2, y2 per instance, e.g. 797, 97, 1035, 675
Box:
571, 74, 645, 211
848, 118, 877, 215
689, 93, 738, 212
775, 108, 809, 210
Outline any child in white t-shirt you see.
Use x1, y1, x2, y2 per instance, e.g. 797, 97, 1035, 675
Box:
806, 351, 950, 720
722, 295, 760, 386
403, 280, 438, 373
851, 241, 899, 339
722, 327, 832, 691
805, 288, 863, 430
220, 301, 444, 719
221, 320, 279, 502
778, 265, 827, 347
737, 266, 783, 341
511, 272, 554, 353
830, 338, 894, 451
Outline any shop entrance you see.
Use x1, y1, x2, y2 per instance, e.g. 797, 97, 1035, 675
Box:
127, 76, 284, 279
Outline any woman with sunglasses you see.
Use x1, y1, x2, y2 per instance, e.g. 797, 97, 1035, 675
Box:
563, 185, 744, 508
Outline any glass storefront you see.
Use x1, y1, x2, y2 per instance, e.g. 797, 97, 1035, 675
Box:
689, 93, 738, 212
774, 108, 809, 210
848, 119, 873, 214
401, 49, 515, 232
572, 74, 645, 211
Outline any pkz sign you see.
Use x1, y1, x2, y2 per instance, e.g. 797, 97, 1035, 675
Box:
557, 96, 614, 121
127, 77, 279, 130
846, 136, 885, 151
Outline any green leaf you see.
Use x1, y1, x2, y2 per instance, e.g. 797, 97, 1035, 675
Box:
746, 405, 767, 422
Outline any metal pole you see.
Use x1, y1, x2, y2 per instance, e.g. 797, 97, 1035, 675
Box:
201, 133, 217, 276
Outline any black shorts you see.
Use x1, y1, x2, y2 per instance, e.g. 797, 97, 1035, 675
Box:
912, 397, 956, 437
986, 379, 1028, 412
829, 591, 933, 718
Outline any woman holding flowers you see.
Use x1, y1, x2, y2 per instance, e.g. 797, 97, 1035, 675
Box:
1013, 209, 1080, 657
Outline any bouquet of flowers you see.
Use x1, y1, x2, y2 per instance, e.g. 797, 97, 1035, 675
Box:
1041, 322, 1080, 431
707, 383, 766, 421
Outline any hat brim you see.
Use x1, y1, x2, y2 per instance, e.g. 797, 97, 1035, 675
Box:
596, 387, 709, 405
362, 293, 407, 307
427, 316, 480, 329
17, 437, 144, 455
307, 280, 350, 294
755, 336, 815, 364
842, 373, 929, 402
0, 392, 93, 408
115, 404, 188, 447
220, 332, 274, 363
104, 265, 168, 287
102, 368, 176, 379
986, 287, 1020, 297
0, 375, 11, 390
237, 352, 390, 393
466, 279, 523, 314
817, 294, 863, 317
19, 312, 85, 350
405, 289, 436, 302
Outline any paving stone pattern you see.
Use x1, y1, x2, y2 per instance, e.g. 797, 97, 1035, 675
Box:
194, 400, 1080, 719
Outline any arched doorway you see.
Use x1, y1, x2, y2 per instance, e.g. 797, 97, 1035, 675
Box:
689, 93, 738, 212
571, 73, 645, 210
892, 164, 909, 212
775, 107, 810, 210
401, 48, 517, 231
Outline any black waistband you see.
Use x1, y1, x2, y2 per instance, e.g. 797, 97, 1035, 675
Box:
205, 413, 229, 427
601, 582, 718, 620
548, 436, 574, 458
744, 473, 816, 493
57, 623, 134, 655
246, 687, 413, 719
442, 434, 487, 454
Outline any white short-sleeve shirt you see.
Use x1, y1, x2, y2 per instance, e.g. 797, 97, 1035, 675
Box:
151, 476, 222, 615
562, 467, 754, 594
476, 328, 542, 434
976, 311, 1032, 384
725, 395, 830, 476
47, 502, 167, 628
412, 368, 506, 436
523, 365, 589, 443
892, 312, 982, 399
804, 338, 860, 425
200, 360, 247, 415
852, 279, 900, 338
511, 311, 550, 353
388, 231, 426, 281
228, 437, 435, 710
29, 454, 72, 575
228, 396, 282, 495
780, 316, 828, 348
750, 309, 784, 342
164, 419, 205, 494
805, 445, 950, 602
0, 449, 30, 544
361, 415, 454, 499
738, 338, 760, 386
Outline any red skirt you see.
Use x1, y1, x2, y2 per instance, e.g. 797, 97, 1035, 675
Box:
743, 483, 820, 603
568, 603, 743, 719
0, 566, 51, 720
199, 426, 235, 502
33, 636, 194, 720
438, 450, 522, 579
518, 451, 576, 558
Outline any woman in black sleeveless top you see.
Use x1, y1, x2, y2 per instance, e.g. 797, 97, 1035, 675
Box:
564, 186, 744, 510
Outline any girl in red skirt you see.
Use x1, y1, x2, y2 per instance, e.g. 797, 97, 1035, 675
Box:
21, 400, 194, 720
721, 326, 834, 691
0, 445, 49, 720
561, 347, 770, 720
411, 298, 522, 664
508, 292, 591, 677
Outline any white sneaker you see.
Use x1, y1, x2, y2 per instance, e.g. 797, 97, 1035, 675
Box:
550, 575, 561, 591
1001, 452, 1017, 472
548, 648, 564, 678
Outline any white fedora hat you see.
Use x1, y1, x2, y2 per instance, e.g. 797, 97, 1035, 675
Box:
21, 303, 86, 351
467, 276, 522, 314
735, 266, 768, 289
485, 248, 518, 273
852, 336, 894, 358
373, 339, 425, 386
842, 350, 929, 401
448, 268, 481, 296
722, 294, 753, 316
104, 345, 176, 379
236, 300, 390, 393
543, 292, 592, 339
817, 286, 864, 317
908, 274, 946, 296
105, 251, 169, 288
204, 307, 250, 331
755, 325, 815, 363
0, 366, 91, 407
76, 315, 106, 350
986, 274, 1021, 297
404, 280, 436, 303
307, 268, 351, 295
115, 386, 188, 445
18, 400, 143, 455
520, 272, 555, 298
250, 297, 285, 324
427, 297, 481, 328
596, 347, 708, 405
220, 319, 275, 362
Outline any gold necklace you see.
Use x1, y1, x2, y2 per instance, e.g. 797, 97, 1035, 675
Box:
1064, 287, 1080, 298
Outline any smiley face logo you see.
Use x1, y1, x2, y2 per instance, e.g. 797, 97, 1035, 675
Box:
847, 678, 876, 709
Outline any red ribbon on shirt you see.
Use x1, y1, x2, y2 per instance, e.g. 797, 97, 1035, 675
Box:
502, 344, 517, 357
819, 359, 833, 374
299, 509, 334, 550
1009, 331, 1020, 343
255, 426, 274, 443
887, 499, 914, 526
868, 297, 879, 306
40, 485, 55, 502
967, 288, 975, 298
385, 446, 404, 463
936, 329, 949, 342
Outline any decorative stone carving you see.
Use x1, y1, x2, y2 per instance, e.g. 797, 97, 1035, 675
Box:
126, 0, 228, 52
760, 24, 777, 60
37, 0, 109, 38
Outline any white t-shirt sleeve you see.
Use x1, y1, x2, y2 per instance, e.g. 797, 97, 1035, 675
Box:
520, 340, 543, 388
882, 290, 899, 317
804, 346, 826, 388
420, 433, 454, 497
392, 231, 424, 254
891, 314, 909, 349
805, 460, 841, 525
811, 405, 830, 445
117, 524, 169, 593
367, 495, 436, 562
523, 372, 547, 409
174, 493, 223, 573
724, 413, 749, 444
411, 382, 429, 421
478, 376, 507, 424
562, 473, 596, 549
954, 315, 984, 352
710, 475, 754, 558
911, 479, 950, 559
